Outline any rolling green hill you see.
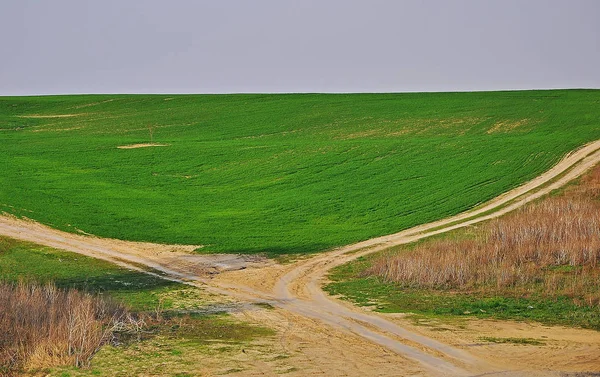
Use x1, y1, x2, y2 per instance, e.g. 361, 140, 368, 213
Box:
1, 90, 599, 255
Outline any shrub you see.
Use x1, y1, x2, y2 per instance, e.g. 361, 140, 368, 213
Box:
0, 282, 141, 376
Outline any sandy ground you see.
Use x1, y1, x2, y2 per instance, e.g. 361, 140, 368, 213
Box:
2, 140, 600, 376
117, 143, 171, 149
221, 308, 600, 377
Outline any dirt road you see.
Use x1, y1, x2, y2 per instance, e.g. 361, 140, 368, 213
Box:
2, 140, 600, 376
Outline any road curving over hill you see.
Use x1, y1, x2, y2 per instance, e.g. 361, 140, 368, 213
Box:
2, 139, 600, 376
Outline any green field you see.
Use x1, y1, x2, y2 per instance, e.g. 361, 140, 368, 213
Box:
2, 90, 600, 254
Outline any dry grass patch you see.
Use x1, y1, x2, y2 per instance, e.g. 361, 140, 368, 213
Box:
487, 119, 534, 134
31, 126, 84, 133
16, 114, 87, 119
366, 165, 600, 306
0, 282, 141, 376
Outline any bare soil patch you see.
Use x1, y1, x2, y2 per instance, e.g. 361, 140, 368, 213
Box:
117, 143, 171, 149
16, 114, 87, 119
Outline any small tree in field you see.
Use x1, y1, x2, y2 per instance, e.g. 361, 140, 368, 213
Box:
147, 124, 155, 143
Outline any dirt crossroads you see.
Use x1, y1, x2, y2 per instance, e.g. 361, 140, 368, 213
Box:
2, 140, 600, 376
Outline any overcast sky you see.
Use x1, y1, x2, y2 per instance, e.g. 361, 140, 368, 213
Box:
1, 0, 599, 95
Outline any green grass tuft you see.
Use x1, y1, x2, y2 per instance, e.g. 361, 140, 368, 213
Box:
479, 336, 545, 346
325, 270, 600, 330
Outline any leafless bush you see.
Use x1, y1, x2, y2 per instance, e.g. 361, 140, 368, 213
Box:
365, 166, 600, 305
0, 282, 143, 376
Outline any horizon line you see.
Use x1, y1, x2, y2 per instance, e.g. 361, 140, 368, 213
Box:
2, 86, 600, 98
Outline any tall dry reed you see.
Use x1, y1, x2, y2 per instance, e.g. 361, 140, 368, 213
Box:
0, 282, 140, 376
366, 165, 600, 305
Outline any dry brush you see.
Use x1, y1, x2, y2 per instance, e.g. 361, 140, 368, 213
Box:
0, 282, 142, 376
366, 165, 600, 306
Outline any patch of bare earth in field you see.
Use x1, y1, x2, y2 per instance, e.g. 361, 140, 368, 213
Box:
117, 143, 171, 149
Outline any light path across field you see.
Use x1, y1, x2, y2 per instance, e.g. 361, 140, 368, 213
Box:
2, 139, 600, 376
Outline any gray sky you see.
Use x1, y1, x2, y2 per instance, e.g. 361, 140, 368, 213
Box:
2, 0, 599, 95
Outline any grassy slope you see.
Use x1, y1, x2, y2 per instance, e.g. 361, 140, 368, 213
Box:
1, 90, 600, 254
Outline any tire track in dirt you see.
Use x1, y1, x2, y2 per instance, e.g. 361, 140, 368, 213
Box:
2, 140, 600, 376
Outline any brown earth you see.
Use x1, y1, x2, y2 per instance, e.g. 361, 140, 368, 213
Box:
2, 140, 600, 376
116, 143, 171, 149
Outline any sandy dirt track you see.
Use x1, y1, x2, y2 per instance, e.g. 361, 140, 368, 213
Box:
2, 140, 600, 376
